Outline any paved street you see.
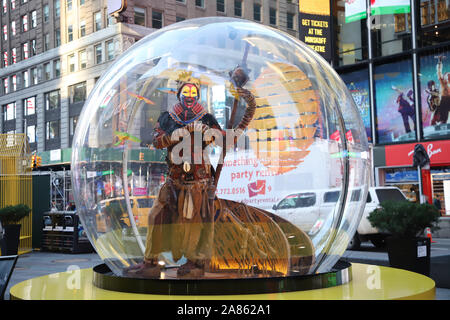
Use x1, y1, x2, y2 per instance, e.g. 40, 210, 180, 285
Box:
4, 240, 450, 300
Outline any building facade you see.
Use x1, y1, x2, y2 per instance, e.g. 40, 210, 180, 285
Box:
332, 0, 450, 214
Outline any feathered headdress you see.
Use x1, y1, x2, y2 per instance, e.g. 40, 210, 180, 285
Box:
176, 71, 201, 98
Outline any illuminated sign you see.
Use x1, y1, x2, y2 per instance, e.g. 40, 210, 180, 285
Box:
299, 0, 332, 61
107, 0, 127, 15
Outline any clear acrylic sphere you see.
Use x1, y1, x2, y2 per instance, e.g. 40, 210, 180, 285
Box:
71, 17, 369, 279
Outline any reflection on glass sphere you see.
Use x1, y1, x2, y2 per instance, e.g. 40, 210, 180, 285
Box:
71, 17, 369, 280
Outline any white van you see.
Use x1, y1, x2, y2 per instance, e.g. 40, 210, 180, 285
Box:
271, 188, 357, 234
347, 186, 409, 250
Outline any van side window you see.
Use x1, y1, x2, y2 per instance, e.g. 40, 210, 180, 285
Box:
366, 192, 372, 202
277, 193, 316, 209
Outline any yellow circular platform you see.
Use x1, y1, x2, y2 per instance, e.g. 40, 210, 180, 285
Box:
9, 263, 435, 300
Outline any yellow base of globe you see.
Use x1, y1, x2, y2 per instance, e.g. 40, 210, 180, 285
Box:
9, 263, 435, 300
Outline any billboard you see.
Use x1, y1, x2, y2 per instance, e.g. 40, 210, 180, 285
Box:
370, 0, 411, 16
298, 0, 332, 61
419, 50, 450, 140
374, 59, 416, 144
107, 0, 127, 15
345, 0, 367, 23
340, 69, 372, 142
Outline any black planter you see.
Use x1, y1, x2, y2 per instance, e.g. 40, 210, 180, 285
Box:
0, 224, 22, 256
386, 236, 430, 277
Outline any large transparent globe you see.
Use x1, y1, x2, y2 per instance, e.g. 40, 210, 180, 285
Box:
71, 17, 369, 280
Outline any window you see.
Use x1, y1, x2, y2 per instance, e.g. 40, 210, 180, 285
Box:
3, 51, 7, 67
2, 24, 7, 40
68, 53, 75, 72
195, 0, 204, 8
68, 25, 73, 42
176, 16, 185, 22
95, 44, 102, 64
107, 14, 116, 26
11, 74, 16, 91
69, 115, 78, 136
234, 0, 242, 17
54, 59, 60, 77
43, 4, 49, 22
11, 48, 16, 64
287, 12, 294, 30
22, 14, 28, 32
67, 0, 72, 11
69, 81, 86, 104
31, 10, 37, 28
31, 39, 36, 56
134, 7, 145, 26
2, 78, 8, 94
24, 96, 36, 116
10, 0, 15, 10
44, 33, 50, 51
44, 62, 51, 80
11, 20, 16, 36
31, 67, 37, 85
45, 90, 60, 110
22, 42, 29, 59
333, 0, 369, 66
270, 8, 277, 25
79, 49, 87, 69
22, 70, 28, 88
26, 124, 36, 143
54, 0, 60, 18
3, 102, 16, 120
46, 120, 60, 140
2, 0, 6, 13
79, 0, 84, 5
94, 11, 102, 31
217, 0, 225, 13
79, 20, 85, 37
55, 29, 61, 47
106, 40, 114, 61
253, 3, 261, 21
152, 11, 162, 29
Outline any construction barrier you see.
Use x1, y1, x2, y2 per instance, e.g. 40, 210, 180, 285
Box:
0, 134, 33, 255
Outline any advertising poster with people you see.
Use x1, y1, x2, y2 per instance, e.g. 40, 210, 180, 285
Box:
340, 69, 372, 143
419, 50, 450, 139
374, 59, 416, 144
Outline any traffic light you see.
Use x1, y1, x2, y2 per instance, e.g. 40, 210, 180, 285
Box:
36, 156, 42, 167
31, 155, 36, 169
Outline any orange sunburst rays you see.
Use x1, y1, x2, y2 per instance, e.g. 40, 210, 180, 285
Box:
248, 62, 320, 175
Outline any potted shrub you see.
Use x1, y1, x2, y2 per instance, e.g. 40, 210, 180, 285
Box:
0, 204, 31, 255
368, 200, 440, 276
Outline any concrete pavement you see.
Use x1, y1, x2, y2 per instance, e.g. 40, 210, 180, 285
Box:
4, 243, 450, 300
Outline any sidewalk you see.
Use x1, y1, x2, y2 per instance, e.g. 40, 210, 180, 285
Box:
342, 238, 450, 300
5, 248, 450, 300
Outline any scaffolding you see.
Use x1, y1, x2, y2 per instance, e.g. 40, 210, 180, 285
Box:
50, 169, 73, 211
0, 133, 33, 255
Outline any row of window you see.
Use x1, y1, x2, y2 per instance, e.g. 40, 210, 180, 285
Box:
3, 116, 77, 145
2, 10, 37, 39
1, 39, 114, 96
136, 1, 295, 30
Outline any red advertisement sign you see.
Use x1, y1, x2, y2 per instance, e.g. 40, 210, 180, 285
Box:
247, 180, 266, 198
385, 140, 450, 167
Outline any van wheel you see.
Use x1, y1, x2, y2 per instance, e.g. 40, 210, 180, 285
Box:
347, 233, 361, 250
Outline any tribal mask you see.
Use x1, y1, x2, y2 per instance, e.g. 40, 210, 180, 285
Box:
179, 83, 199, 108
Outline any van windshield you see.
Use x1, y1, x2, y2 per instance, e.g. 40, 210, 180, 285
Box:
376, 189, 407, 202
277, 193, 316, 209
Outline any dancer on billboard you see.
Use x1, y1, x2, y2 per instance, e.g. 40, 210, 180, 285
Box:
392, 86, 416, 133
436, 55, 450, 124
